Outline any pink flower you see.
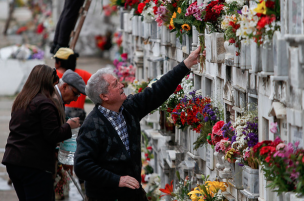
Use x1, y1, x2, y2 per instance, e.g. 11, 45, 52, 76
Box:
276, 143, 285, 150
212, 121, 225, 135
270, 122, 278, 134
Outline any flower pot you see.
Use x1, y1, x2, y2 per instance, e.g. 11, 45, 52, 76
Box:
240, 40, 251, 70
250, 39, 262, 72
242, 165, 259, 194
234, 158, 243, 189
262, 42, 274, 73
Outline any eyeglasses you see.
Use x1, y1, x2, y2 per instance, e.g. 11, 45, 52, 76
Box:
69, 86, 81, 97
52, 68, 59, 84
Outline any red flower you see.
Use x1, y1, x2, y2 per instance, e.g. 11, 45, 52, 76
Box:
137, 3, 146, 14
236, 51, 240, 56
147, 146, 152, 151
138, 87, 143, 93
212, 121, 225, 135
141, 174, 147, 183
144, 0, 150, 3
229, 38, 235, 44
145, 153, 148, 157
260, 146, 276, 155
153, 6, 158, 15
154, 0, 158, 4
174, 85, 182, 94
265, 156, 271, 163
265, 1, 275, 9
36, 23, 44, 34
172, 2, 177, 7
160, 181, 174, 196
257, 15, 275, 30
169, 25, 173, 30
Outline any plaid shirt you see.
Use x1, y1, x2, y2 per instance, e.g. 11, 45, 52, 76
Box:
98, 105, 130, 154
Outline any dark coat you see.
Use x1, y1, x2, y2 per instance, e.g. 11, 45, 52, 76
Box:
2, 93, 72, 173
74, 62, 190, 199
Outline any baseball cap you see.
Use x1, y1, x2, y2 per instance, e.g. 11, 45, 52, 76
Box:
53, 48, 75, 60
62, 69, 86, 95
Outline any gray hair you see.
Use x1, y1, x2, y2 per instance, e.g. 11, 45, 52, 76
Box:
85, 67, 116, 105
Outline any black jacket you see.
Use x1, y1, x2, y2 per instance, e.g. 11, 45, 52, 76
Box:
2, 93, 72, 173
74, 62, 190, 199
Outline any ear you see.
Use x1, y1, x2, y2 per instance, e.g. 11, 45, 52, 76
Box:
99, 93, 109, 102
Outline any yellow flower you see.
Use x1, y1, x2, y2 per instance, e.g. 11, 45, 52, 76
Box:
205, 181, 227, 193
170, 17, 175, 29
172, 12, 177, 19
177, 7, 182, 14
254, 0, 266, 15
181, 24, 191, 31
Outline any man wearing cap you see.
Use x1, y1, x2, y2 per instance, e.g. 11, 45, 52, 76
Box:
53, 48, 92, 124
74, 47, 201, 201
53, 69, 86, 182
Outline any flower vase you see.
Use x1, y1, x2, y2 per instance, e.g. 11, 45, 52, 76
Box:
219, 155, 232, 179
165, 115, 175, 134
198, 33, 205, 72
214, 151, 224, 170
242, 165, 259, 194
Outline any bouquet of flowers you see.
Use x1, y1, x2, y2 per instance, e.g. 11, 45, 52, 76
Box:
204, 0, 225, 33
10, 44, 44, 60
137, 0, 157, 22
215, 139, 232, 154
252, 137, 304, 194
95, 32, 113, 51
224, 147, 240, 163
193, 103, 222, 149
132, 79, 150, 93
103, 4, 118, 16
124, 0, 141, 14
207, 120, 226, 147
145, 173, 162, 200
113, 53, 136, 85
171, 90, 211, 133
160, 171, 191, 201
160, 75, 193, 114
54, 164, 70, 199
188, 175, 227, 201
171, 3, 192, 42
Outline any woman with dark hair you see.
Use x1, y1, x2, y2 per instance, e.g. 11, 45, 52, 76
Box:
2, 64, 80, 201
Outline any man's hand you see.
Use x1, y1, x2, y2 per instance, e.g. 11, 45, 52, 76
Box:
62, 164, 74, 175
67, 117, 80, 129
119, 176, 140, 189
183, 46, 201, 69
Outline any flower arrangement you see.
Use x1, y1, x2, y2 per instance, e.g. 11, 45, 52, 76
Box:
95, 32, 113, 51
113, 53, 136, 84
124, 0, 141, 13
160, 75, 193, 114
236, 0, 280, 45
10, 44, 44, 60
103, 4, 118, 16
207, 120, 226, 147
188, 175, 227, 201
54, 164, 70, 199
160, 171, 191, 201
204, 0, 225, 33
145, 173, 162, 200
131, 79, 150, 93
252, 137, 304, 194
193, 103, 222, 150
138, 0, 157, 22
252, 0, 280, 44
224, 147, 240, 163
171, 90, 211, 133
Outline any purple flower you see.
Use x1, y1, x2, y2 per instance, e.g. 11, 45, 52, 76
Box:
237, 10, 242, 15
211, 116, 217, 121
204, 116, 209, 122
231, 135, 237, 144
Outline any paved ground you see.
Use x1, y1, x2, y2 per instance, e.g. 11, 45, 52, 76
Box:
0, 18, 114, 200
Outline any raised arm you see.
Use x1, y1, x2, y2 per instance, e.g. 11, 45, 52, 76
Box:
124, 47, 201, 119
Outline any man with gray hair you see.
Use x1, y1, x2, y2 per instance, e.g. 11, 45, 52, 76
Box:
74, 47, 201, 201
